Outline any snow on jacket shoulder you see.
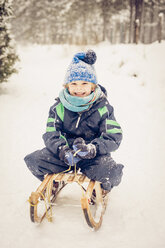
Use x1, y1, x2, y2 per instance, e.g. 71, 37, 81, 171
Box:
42, 86, 123, 157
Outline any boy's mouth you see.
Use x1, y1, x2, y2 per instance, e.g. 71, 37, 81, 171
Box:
74, 92, 86, 97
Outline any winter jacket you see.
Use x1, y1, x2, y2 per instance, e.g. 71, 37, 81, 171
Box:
42, 85, 122, 157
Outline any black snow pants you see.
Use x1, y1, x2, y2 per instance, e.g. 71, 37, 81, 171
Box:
24, 147, 124, 191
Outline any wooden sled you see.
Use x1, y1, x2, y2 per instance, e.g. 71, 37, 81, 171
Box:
28, 172, 108, 230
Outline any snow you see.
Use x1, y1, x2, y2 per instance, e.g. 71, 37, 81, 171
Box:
0, 41, 165, 248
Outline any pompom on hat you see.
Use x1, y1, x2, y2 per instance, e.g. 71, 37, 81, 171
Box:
64, 50, 98, 85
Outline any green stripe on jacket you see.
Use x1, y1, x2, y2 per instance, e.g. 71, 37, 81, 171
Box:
98, 106, 108, 117
106, 128, 122, 134
46, 126, 56, 132
56, 102, 64, 121
47, 118, 55, 123
106, 119, 120, 127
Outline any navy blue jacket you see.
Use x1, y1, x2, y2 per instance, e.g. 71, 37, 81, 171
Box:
43, 85, 122, 157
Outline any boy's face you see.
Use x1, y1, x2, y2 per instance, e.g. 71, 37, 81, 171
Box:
67, 81, 95, 97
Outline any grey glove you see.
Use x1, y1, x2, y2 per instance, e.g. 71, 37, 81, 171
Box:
73, 138, 96, 159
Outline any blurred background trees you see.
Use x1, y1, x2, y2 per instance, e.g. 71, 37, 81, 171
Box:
10, 0, 165, 45
0, 0, 18, 83
0, 0, 164, 83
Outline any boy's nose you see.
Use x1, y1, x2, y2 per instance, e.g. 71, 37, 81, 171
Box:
76, 86, 82, 91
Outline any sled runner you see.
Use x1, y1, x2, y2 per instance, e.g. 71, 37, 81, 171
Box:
28, 172, 108, 230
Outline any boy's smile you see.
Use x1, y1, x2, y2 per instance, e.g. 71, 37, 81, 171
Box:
67, 81, 95, 97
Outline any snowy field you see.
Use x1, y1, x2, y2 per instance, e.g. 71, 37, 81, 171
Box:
0, 41, 165, 248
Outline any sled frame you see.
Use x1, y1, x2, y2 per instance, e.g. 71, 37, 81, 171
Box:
29, 172, 108, 230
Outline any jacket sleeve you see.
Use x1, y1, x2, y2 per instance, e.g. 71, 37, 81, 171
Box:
91, 103, 123, 155
42, 102, 68, 156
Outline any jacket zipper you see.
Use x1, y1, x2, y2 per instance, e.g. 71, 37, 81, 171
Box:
76, 113, 82, 128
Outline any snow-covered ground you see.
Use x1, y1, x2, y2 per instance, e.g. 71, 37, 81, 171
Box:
0, 42, 165, 248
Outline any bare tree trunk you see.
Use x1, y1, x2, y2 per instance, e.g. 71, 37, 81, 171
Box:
120, 22, 126, 43
149, 1, 154, 43
158, 13, 163, 43
82, 0, 87, 45
134, 19, 140, 44
102, 0, 107, 41
133, 0, 143, 44
139, 0, 144, 42
101, 0, 111, 41
129, 0, 134, 43
141, 2, 146, 43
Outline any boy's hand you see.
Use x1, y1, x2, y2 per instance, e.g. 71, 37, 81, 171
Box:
59, 145, 81, 166
73, 138, 96, 159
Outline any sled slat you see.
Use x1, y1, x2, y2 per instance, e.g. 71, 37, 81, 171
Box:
79, 174, 87, 183
53, 173, 90, 183
67, 174, 75, 182
55, 174, 65, 181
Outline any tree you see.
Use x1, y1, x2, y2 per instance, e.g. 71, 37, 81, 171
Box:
0, 0, 18, 83
133, 0, 143, 43
129, 0, 134, 43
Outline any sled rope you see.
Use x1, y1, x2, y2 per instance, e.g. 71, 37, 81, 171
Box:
28, 165, 72, 222
28, 149, 86, 222
28, 192, 53, 221
45, 165, 73, 222
73, 150, 87, 195
44, 149, 82, 221
28, 199, 38, 207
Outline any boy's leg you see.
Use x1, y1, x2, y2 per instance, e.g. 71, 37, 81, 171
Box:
79, 154, 124, 191
24, 147, 70, 181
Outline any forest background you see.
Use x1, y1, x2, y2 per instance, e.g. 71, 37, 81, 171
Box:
1, 0, 165, 84
11, 0, 165, 45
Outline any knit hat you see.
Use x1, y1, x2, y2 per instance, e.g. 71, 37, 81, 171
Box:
64, 50, 98, 85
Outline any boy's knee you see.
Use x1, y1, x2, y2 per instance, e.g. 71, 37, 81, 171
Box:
24, 154, 32, 167
24, 151, 45, 181
24, 150, 44, 175
24, 149, 48, 165
109, 163, 124, 187
81, 154, 124, 189
24, 151, 38, 167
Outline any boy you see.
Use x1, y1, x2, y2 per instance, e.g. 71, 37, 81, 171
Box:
24, 50, 124, 195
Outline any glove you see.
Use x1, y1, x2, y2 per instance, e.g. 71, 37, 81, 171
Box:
59, 145, 81, 166
73, 138, 96, 159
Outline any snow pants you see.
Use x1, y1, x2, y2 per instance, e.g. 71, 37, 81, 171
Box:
24, 147, 124, 191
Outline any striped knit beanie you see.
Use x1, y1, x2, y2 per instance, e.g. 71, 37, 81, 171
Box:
64, 50, 98, 85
